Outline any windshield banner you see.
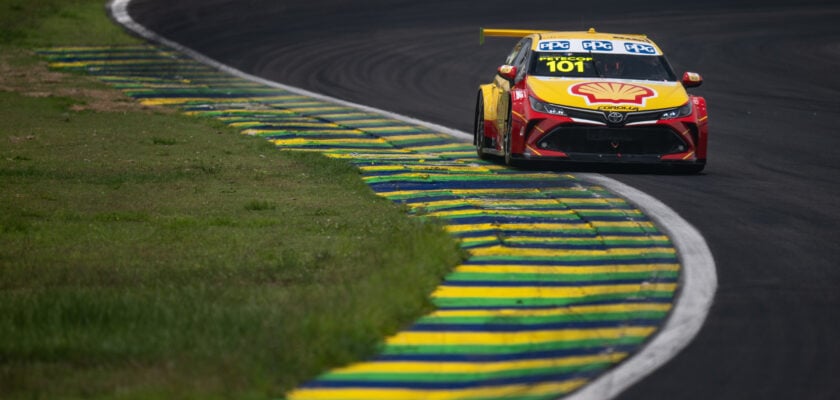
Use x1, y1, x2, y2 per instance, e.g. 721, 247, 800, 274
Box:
537, 39, 661, 55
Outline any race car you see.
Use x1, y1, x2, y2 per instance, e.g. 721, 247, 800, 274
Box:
475, 28, 707, 173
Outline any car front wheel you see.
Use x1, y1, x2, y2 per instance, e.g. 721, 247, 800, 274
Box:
503, 103, 517, 167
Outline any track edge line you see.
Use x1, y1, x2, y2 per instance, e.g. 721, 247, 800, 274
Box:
567, 174, 717, 400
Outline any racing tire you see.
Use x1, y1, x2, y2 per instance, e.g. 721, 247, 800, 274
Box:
502, 103, 518, 167
474, 94, 491, 160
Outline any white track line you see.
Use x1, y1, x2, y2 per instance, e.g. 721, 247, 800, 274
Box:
566, 174, 717, 399
108, 1, 717, 398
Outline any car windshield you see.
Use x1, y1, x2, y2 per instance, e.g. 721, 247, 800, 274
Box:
529, 52, 677, 81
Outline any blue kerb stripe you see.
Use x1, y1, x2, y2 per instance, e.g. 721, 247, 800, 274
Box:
301, 369, 602, 389
407, 319, 663, 332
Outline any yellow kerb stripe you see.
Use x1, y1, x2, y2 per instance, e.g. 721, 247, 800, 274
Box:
288, 378, 589, 400
501, 234, 660, 242
427, 209, 576, 218
379, 187, 580, 197
387, 326, 657, 346
327, 352, 627, 375
384, 133, 443, 141
139, 96, 293, 106
359, 165, 497, 173
432, 283, 677, 300
445, 221, 654, 233
428, 303, 672, 318
467, 245, 675, 258
272, 138, 388, 146
452, 263, 680, 275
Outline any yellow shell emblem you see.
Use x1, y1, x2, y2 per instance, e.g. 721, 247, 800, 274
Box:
569, 81, 657, 105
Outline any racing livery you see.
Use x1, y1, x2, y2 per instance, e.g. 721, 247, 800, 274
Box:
476, 28, 708, 172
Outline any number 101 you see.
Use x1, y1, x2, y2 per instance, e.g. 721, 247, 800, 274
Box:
545, 60, 585, 73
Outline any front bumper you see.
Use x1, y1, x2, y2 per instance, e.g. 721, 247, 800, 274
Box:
520, 115, 704, 164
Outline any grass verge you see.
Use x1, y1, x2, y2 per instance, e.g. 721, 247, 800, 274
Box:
0, 1, 462, 398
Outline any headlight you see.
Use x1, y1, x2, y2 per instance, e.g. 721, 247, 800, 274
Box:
660, 102, 693, 120
529, 96, 567, 116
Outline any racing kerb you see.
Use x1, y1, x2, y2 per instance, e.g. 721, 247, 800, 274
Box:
39, 33, 710, 400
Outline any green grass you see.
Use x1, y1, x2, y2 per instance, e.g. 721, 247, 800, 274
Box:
0, 1, 462, 398
1, 0, 139, 46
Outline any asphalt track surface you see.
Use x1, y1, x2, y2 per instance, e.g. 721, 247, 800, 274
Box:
126, 1, 840, 398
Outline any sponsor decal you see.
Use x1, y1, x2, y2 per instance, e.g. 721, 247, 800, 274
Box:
624, 42, 657, 54
569, 81, 657, 106
582, 40, 613, 51
597, 105, 640, 112
537, 55, 591, 74
538, 40, 571, 51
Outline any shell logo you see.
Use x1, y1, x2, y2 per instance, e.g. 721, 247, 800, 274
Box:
569, 82, 657, 105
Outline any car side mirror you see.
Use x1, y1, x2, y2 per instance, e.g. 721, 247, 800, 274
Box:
497, 65, 517, 82
681, 71, 703, 88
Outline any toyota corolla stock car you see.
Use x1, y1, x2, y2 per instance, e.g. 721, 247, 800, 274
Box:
475, 28, 708, 173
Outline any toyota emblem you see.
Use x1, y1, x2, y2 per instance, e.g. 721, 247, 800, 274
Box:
607, 112, 625, 123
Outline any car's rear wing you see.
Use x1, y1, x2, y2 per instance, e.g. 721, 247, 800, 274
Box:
479, 27, 648, 45
479, 28, 552, 44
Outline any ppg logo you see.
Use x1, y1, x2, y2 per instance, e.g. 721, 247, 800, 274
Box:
538, 40, 571, 51
582, 40, 613, 51
624, 43, 656, 54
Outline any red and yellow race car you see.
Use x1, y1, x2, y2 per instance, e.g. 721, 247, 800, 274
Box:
475, 28, 707, 172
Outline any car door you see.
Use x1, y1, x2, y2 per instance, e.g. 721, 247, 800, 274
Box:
494, 38, 532, 138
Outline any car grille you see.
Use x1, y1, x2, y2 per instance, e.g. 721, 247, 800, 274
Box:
564, 108, 604, 122
537, 125, 687, 156
624, 110, 663, 124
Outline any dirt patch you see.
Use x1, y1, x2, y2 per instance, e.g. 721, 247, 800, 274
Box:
0, 51, 168, 113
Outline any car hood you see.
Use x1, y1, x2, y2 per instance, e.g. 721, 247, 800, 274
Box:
526, 76, 689, 111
